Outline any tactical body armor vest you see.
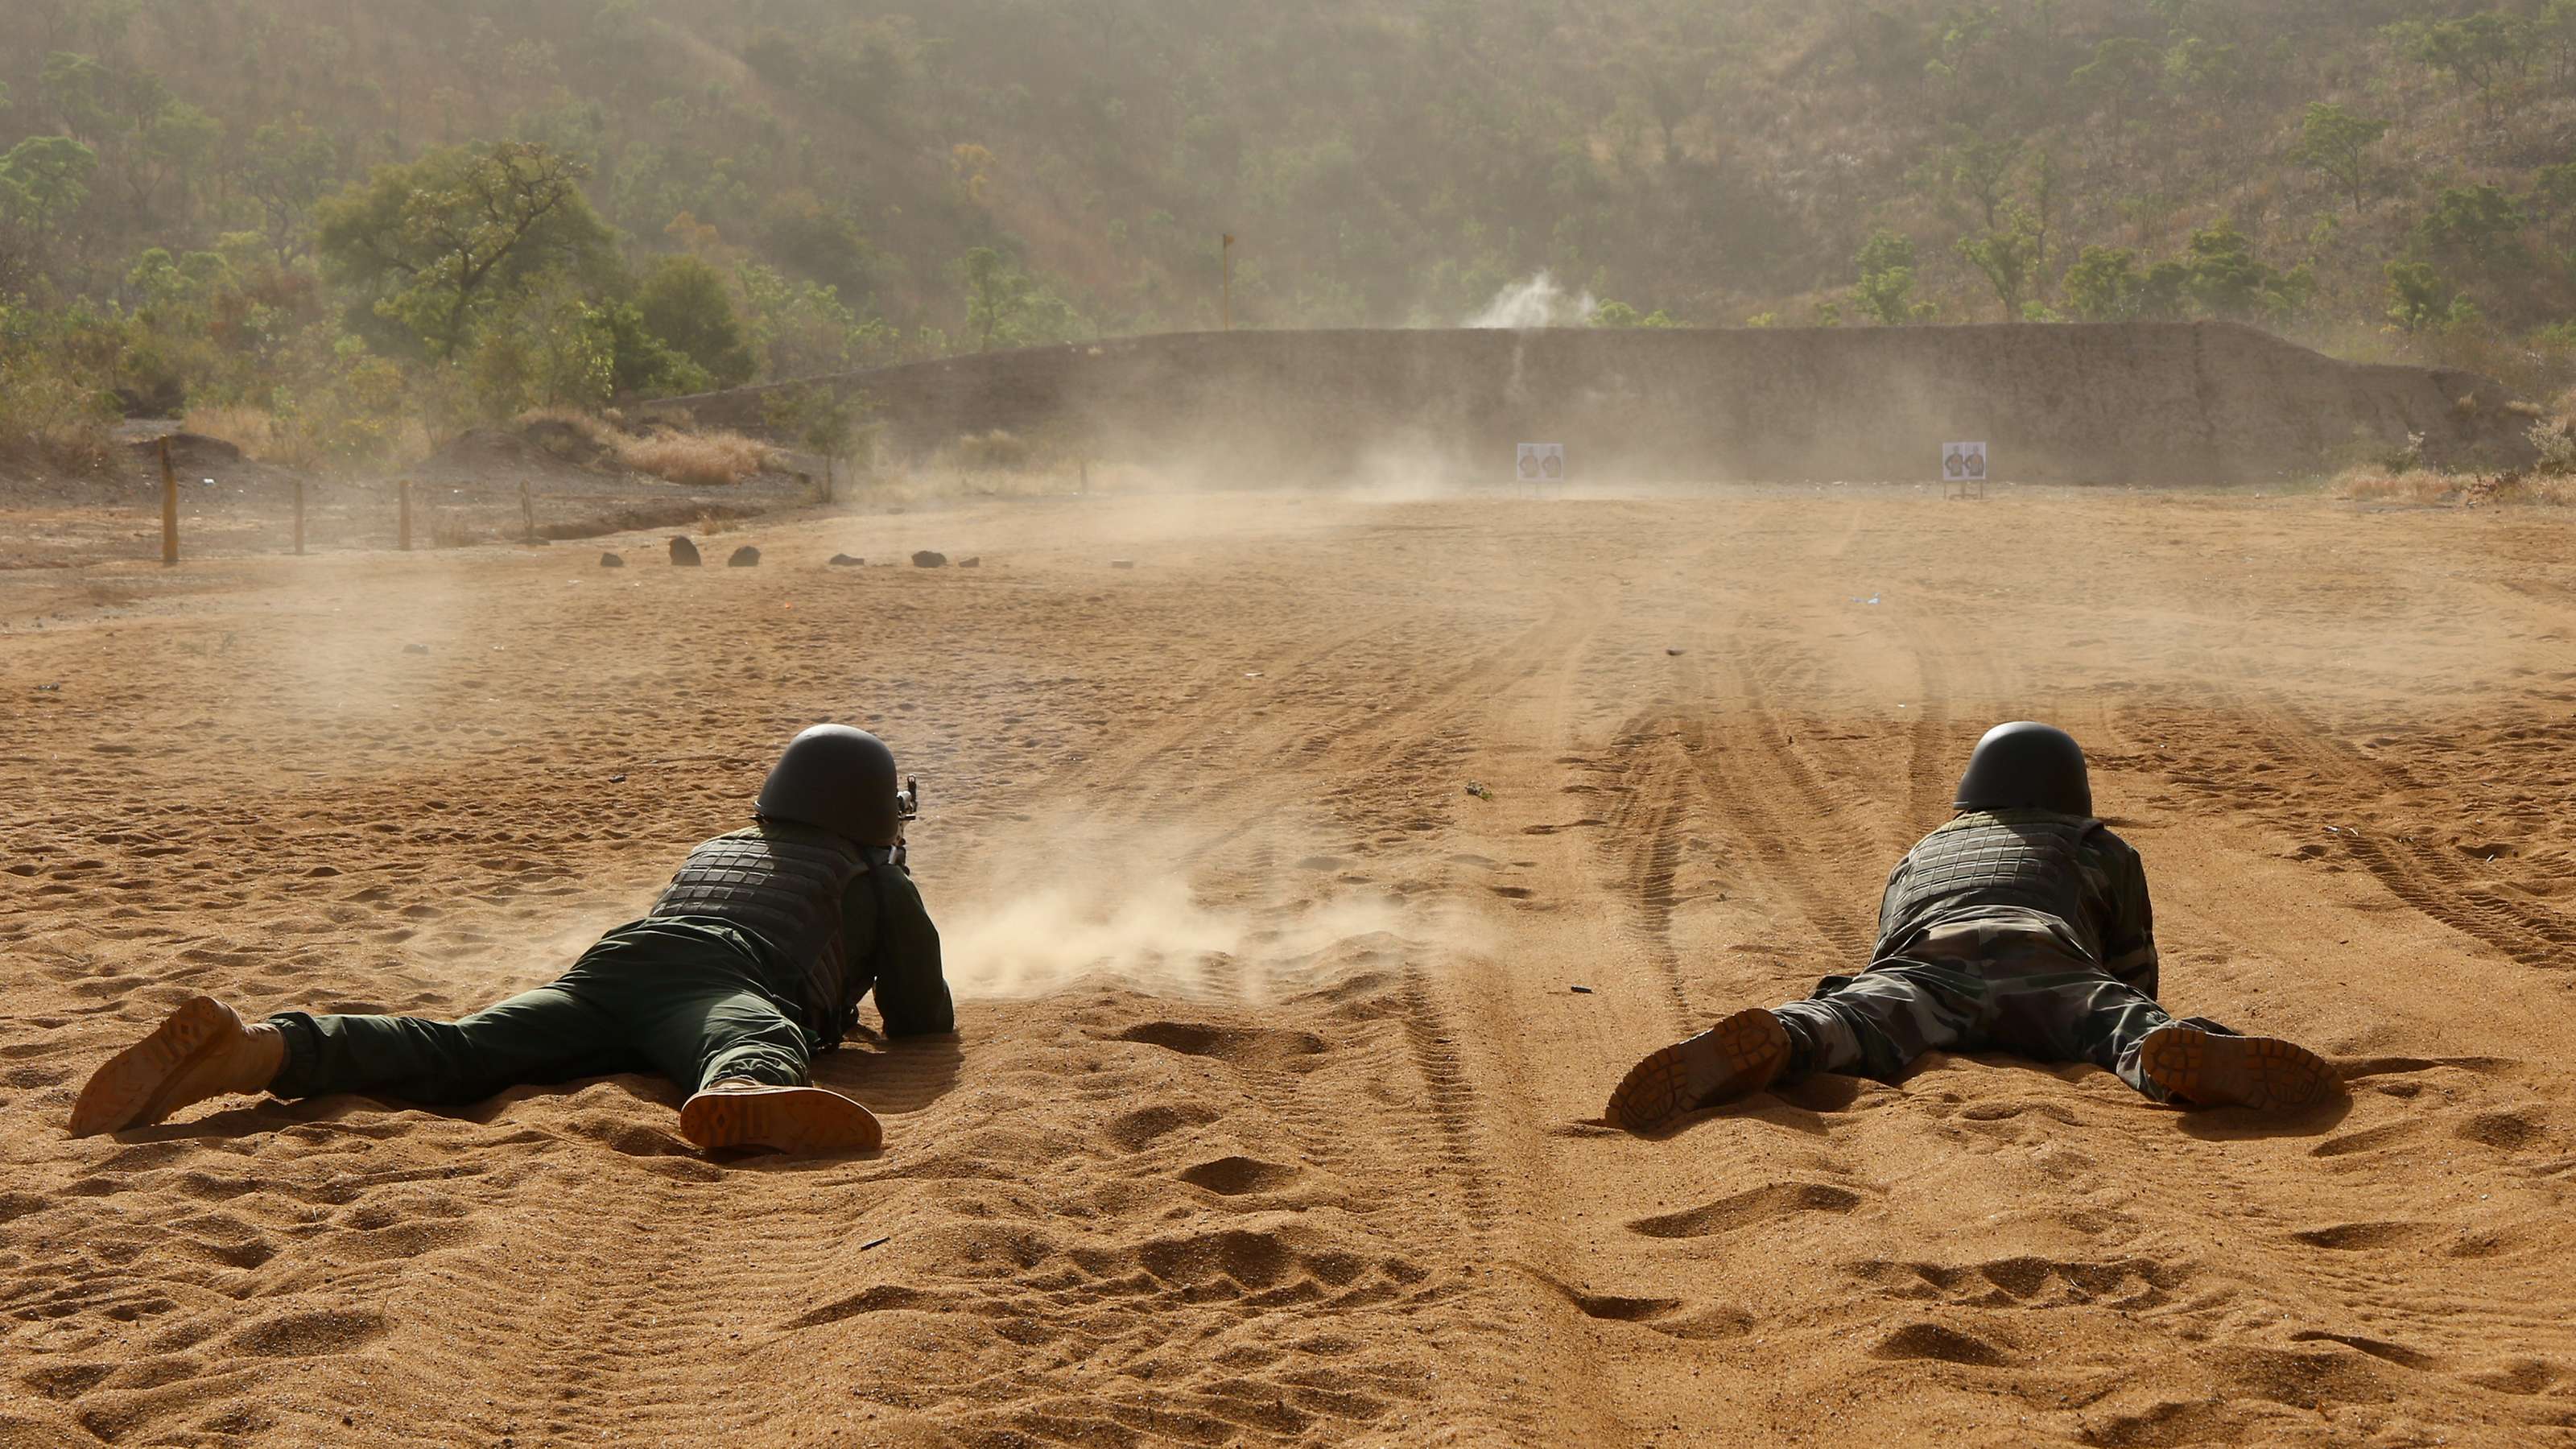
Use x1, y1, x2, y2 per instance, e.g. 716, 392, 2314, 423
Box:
648, 826, 868, 1035
1885, 812, 2102, 952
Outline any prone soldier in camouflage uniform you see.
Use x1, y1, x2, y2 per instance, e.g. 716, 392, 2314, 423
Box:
1608, 722, 2334, 1131
69, 725, 950, 1157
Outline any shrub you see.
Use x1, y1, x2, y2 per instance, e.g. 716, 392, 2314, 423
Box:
181, 404, 287, 458
616, 427, 779, 485
2534, 419, 2576, 477
948, 428, 1034, 470
0, 299, 122, 467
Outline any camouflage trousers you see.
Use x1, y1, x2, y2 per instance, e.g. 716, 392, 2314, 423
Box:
1769, 924, 2233, 1103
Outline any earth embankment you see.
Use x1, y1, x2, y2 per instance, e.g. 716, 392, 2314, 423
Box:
655, 322, 2535, 483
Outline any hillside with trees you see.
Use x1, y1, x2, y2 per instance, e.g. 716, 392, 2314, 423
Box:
1, 0, 2571, 472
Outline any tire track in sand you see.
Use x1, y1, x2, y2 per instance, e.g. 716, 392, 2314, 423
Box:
1592, 720, 1698, 1025
1666, 646, 1881, 968
2174, 676, 2576, 972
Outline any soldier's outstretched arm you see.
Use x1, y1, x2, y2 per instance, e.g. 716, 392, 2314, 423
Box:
868, 868, 955, 1037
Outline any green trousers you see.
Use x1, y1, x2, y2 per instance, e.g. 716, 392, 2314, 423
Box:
266, 919, 817, 1105
1770, 923, 2231, 1104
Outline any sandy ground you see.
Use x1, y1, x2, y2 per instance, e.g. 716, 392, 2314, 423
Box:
4, 485, 2574, 1447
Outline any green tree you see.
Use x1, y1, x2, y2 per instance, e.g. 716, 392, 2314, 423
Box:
1852, 229, 1924, 325
635, 254, 754, 389
315, 141, 614, 357
2288, 102, 2387, 215
2136, 260, 2191, 320
763, 383, 877, 492
1587, 299, 1681, 328
736, 262, 894, 378
1955, 206, 2041, 318
2062, 245, 2187, 323
2413, 184, 2527, 277
2182, 220, 2311, 322
1942, 134, 2023, 229
2063, 245, 2140, 321
241, 118, 338, 265
2530, 162, 2576, 250
123, 97, 219, 220
464, 280, 617, 416
38, 52, 113, 141
960, 245, 1030, 352
2392, 14, 2533, 122
2071, 35, 2161, 150
2384, 259, 2459, 332
2546, 0, 2576, 85
956, 246, 1082, 352
601, 302, 709, 398
272, 332, 419, 467
0, 135, 98, 232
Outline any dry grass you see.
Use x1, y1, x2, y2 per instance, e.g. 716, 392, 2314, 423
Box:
2337, 469, 2576, 508
182, 405, 287, 456
514, 407, 623, 452
2336, 469, 2465, 506
514, 409, 784, 485
947, 429, 1036, 470
180, 403, 432, 472
429, 510, 482, 548
617, 427, 780, 486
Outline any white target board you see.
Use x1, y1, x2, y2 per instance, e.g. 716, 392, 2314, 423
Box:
1942, 441, 1989, 482
1517, 443, 1566, 484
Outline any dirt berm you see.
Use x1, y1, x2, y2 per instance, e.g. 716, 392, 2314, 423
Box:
654, 321, 2533, 485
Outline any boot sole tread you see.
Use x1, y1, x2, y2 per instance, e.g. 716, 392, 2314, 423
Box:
679, 1088, 882, 1155
70, 995, 233, 1137
1607, 1009, 1790, 1132
2141, 1026, 2334, 1111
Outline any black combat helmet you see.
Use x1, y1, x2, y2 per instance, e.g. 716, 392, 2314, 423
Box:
1953, 721, 2092, 816
756, 724, 902, 846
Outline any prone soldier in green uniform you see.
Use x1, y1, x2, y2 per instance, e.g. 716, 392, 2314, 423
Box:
1609, 722, 2335, 1130
70, 724, 950, 1157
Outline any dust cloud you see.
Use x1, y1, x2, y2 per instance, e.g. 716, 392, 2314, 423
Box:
939, 814, 1420, 1002
1462, 271, 1596, 329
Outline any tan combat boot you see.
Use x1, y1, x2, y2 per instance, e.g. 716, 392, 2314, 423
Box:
2139, 1024, 2336, 1111
679, 1079, 882, 1155
70, 996, 287, 1137
1607, 1007, 1792, 1133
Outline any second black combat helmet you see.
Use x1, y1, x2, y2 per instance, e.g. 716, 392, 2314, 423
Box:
1952, 720, 2092, 816
756, 724, 902, 846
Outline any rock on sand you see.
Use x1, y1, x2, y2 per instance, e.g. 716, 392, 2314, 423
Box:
669, 536, 702, 566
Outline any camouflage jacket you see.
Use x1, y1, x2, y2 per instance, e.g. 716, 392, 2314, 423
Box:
1870, 809, 2161, 997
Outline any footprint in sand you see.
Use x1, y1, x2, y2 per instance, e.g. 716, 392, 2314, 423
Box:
1106, 1101, 1223, 1153
1871, 1321, 2011, 1367
1114, 1021, 1329, 1069
1626, 1182, 1863, 1239
1178, 1155, 1302, 1196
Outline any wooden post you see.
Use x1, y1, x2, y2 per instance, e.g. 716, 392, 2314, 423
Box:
520, 478, 535, 543
1220, 233, 1234, 331
158, 436, 179, 565
398, 479, 413, 551
291, 477, 306, 555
